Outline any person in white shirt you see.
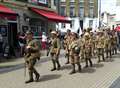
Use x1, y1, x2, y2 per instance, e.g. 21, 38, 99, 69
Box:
42, 32, 47, 50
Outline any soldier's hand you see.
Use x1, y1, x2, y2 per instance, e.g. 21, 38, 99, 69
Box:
26, 46, 31, 49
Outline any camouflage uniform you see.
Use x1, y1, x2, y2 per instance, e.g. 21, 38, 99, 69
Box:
95, 31, 105, 62
64, 34, 72, 64
69, 32, 81, 74
111, 31, 117, 55
50, 31, 61, 71
104, 33, 112, 58
24, 31, 41, 83
83, 32, 93, 67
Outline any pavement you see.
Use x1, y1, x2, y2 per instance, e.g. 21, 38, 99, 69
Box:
0, 50, 120, 88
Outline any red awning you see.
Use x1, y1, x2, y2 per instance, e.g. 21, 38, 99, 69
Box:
0, 4, 16, 14
0, 4, 17, 20
31, 7, 71, 23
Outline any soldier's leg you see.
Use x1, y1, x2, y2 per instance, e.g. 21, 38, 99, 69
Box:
85, 58, 89, 68
31, 59, 40, 82
105, 48, 109, 58
69, 55, 76, 74
25, 60, 34, 83
65, 53, 70, 64
55, 55, 61, 70
74, 54, 81, 72
102, 49, 105, 61
115, 45, 117, 54
97, 48, 101, 63
88, 58, 93, 67
51, 53, 56, 71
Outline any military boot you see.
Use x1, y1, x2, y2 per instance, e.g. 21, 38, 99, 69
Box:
51, 59, 56, 71
25, 71, 34, 84
69, 64, 76, 75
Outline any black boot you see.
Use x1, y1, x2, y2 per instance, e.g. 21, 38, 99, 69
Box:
25, 71, 34, 84
97, 56, 101, 63
56, 60, 61, 70
102, 54, 105, 62
77, 63, 81, 72
51, 59, 56, 71
69, 64, 76, 74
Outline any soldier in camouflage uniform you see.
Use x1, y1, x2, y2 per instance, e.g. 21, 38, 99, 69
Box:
95, 30, 105, 63
69, 32, 81, 74
111, 30, 118, 55
64, 29, 72, 64
104, 30, 112, 58
24, 30, 41, 83
83, 32, 93, 67
50, 31, 61, 71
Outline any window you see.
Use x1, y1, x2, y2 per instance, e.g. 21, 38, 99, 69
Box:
89, 0, 94, 3
79, 0, 84, 2
89, 20, 93, 27
61, 23, 65, 28
70, 0, 75, 2
70, 7, 75, 17
61, 0, 66, 2
79, 2, 84, 7
54, 0, 57, 6
89, 7, 94, 17
60, 7, 66, 16
79, 7, 84, 18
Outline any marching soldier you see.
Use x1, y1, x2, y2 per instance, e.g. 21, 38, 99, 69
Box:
111, 30, 118, 55
69, 32, 81, 74
104, 30, 112, 59
95, 30, 105, 63
64, 29, 72, 64
50, 31, 61, 71
24, 30, 41, 83
83, 32, 93, 67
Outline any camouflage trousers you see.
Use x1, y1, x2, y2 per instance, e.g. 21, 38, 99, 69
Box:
70, 53, 80, 64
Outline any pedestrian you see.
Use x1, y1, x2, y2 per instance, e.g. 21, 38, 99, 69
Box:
49, 31, 61, 71
41, 32, 47, 50
24, 30, 41, 83
69, 32, 81, 74
0, 33, 3, 54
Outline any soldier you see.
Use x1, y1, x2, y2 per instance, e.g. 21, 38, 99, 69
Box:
69, 32, 81, 74
111, 30, 118, 55
104, 30, 112, 59
95, 30, 105, 63
50, 31, 61, 71
83, 32, 93, 67
64, 29, 72, 64
24, 30, 41, 83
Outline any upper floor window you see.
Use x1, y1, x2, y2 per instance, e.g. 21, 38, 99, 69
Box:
70, 0, 75, 2
60, 6, 66, 16
79, 7, 84, 18
70, 7, 75, 17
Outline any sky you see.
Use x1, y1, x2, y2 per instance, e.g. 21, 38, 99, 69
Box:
101, 0, 116, 14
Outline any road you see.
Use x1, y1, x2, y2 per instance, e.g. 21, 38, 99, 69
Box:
0, 50, 120, 88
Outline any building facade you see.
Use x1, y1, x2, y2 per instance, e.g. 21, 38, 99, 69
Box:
59, 0, 98, 33
0, 0, 67, 50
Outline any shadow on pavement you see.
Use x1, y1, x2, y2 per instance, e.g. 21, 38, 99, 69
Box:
81, 67, 96, 73
109, 76, 120, 88
38, 74, 61, 82
60, 65, 72, 70
0, 63, 24, 74
93, 63, 104, 68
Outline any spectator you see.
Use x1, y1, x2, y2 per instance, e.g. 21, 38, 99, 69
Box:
0, 33, 3, 54
42, 32, 47, 50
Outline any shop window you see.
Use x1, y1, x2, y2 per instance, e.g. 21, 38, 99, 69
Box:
61, 23, 65, 28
